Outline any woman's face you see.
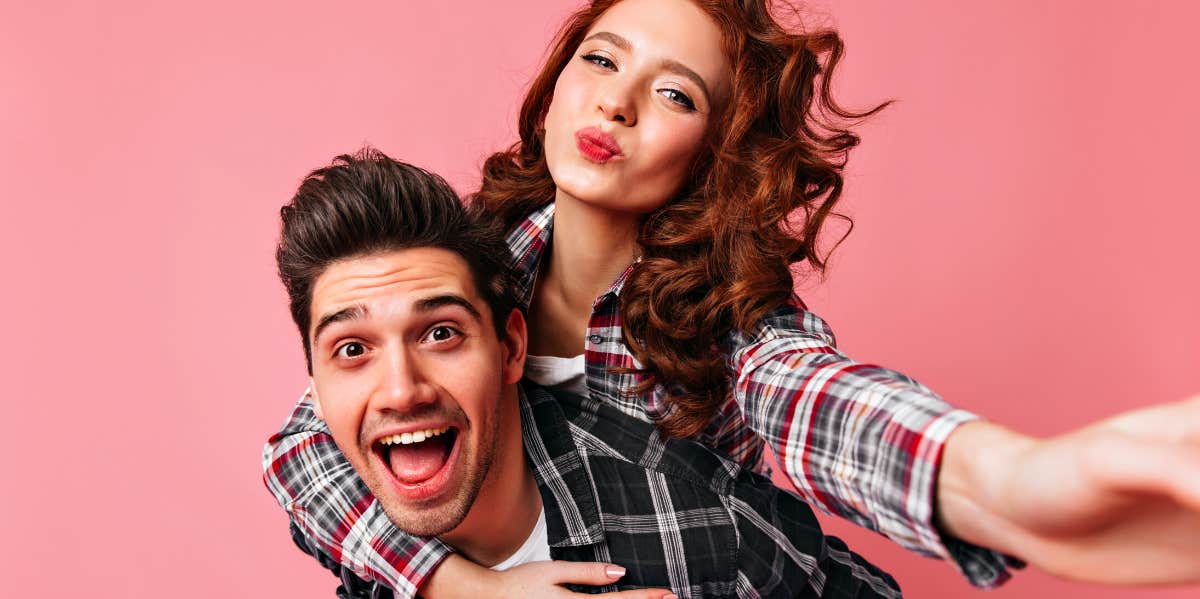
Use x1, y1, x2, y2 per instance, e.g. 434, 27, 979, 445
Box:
543, 0, 731, 215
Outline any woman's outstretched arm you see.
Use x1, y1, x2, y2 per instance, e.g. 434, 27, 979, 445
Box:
937, 397, 1200, 585
726, 299, 1011, 587
728, 297, 1200, 587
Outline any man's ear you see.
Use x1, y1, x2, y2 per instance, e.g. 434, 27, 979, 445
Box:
308, 378, 324, 421
500, 309, 527, 385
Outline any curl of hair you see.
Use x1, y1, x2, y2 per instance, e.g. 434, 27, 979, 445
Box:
471, 0, 887, 438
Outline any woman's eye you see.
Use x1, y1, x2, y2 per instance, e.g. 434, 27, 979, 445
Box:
581, 53, 616, 70
659, 88, 696, 110
335, 342, 367, 359
423, 326, 460, 343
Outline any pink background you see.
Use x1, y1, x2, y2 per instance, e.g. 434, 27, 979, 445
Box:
2, 1, 1197, 597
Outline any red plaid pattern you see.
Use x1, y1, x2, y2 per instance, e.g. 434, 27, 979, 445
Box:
263, 201, 1012, 596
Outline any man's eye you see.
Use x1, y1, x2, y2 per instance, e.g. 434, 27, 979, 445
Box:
423, 326, 460, 343
581, 53, 616, 70
335, 342, 367, 359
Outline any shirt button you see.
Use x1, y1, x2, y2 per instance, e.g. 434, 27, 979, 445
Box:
587, 334, 603, 344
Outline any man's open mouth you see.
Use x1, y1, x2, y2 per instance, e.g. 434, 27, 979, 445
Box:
375, 426, 458, 485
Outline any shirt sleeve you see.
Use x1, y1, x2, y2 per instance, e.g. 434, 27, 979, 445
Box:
725, 298, 1015, 588
261, 389, 452, 597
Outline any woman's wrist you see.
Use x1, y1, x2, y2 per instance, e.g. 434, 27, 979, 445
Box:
935, 420, 1037, 557
419, 554, 486, 599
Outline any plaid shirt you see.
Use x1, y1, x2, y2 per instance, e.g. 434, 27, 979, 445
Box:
294, 385, 903, 599
263, 201, 1011, 597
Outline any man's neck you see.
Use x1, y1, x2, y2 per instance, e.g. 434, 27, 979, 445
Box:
437, 388, 541, 567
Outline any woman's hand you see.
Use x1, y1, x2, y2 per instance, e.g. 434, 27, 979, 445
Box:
421, 554, 677, 599
938, 395, 1200, 585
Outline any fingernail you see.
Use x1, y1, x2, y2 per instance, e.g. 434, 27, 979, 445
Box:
605, 565, 626, 579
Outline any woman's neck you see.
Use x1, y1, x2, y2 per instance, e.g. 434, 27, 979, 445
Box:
545, 191, 640, 312
526, 191, 640, 357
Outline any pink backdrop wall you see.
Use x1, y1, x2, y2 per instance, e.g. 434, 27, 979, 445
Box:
2, 1, 1197, 597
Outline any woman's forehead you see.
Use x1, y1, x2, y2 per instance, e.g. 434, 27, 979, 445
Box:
586, 0, 731, 93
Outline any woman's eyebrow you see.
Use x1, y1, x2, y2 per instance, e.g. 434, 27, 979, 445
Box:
583, 31, 632, 51
581, 30, 711, 104
656, 58, 710, 104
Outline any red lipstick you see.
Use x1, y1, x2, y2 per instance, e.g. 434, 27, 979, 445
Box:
575, 127, 623, 164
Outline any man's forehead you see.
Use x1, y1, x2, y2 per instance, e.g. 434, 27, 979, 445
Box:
311, 248, 480, 321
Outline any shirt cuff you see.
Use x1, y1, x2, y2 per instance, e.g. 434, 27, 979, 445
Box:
341, 502, 454, 597
912, 409, 1017, 588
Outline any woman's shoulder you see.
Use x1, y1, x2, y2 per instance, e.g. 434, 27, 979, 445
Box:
727, 293, 839, 350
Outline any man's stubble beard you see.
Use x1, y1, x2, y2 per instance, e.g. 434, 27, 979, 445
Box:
370, 402, 501, 538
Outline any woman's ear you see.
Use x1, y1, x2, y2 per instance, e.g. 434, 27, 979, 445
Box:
500, 308, 528, 385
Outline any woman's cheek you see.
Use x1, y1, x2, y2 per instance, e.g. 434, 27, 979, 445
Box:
545, 66, 588, 134
543, 70, 587, 180
641, 121, 704, 188
645, 114, 704, 164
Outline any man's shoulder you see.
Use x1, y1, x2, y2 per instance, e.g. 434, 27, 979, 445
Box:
522, 385, 902, 598
533, 386, 740, 493
534, 386, 825, 530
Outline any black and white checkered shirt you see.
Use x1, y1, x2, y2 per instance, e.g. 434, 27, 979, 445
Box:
267, 202, 1011, 594
301, 384, 902, 598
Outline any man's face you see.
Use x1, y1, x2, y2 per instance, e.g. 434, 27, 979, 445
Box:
306, 247, 523, 536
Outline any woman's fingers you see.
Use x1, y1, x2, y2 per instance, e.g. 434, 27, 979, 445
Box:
516, 561, 675, 598
1095, 394, 1200, 443
529, 560, 630, 585
595, 590, 678, 599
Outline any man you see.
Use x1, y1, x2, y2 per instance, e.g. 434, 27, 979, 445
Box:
268, 148, 900, 598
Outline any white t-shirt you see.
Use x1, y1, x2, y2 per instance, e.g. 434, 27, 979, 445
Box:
489, 507, 551, 571
486, 355, 583, 572
523, 354, 587, 396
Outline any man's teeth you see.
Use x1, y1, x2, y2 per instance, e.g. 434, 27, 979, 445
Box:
380, 426, 450, 446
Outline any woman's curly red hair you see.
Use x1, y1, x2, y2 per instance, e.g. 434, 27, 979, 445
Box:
472, 0, 886, 438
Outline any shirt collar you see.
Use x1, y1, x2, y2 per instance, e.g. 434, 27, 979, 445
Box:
517, 384, 606, 548
506, 202, 637, 310
507, 202, 554, 311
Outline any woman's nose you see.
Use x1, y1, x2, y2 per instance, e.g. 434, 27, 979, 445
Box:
597, 79, 637, 126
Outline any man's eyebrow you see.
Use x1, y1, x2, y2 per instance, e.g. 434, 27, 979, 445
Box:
581, 31, 711, 104
312, 304, 367, 344
415, 294, 482, 323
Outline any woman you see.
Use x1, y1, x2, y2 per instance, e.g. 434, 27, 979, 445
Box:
264, 0, 1200, 596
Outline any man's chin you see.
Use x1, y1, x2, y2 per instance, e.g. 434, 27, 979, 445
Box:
362, 464, 473, 537
363, 446, 479, 538
376, 495, 472, 538
358, 420, 495, 539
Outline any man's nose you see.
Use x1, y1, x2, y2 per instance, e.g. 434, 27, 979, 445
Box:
370, 348, 437, 413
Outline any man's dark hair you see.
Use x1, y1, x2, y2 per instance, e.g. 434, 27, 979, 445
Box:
276, 147, 518, 372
